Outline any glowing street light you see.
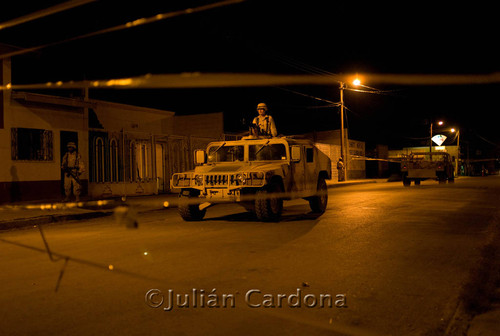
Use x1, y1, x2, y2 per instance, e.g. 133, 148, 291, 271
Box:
450, 128, 460, 176
353, 78, 361, 86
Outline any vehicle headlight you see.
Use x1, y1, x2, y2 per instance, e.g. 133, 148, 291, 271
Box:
235, 173, 247, 185
252, 172, 264, 179
173, 173, 191, 187
248, 171, 265, 186
194, 174, 204, 186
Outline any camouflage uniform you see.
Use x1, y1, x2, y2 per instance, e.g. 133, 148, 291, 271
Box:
337, 158, 345, 181
252, 101, 278, 137
61, 142, 85, 201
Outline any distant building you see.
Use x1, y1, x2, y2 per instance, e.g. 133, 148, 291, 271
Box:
300, 129, 366, 180
0, 53, 224, 203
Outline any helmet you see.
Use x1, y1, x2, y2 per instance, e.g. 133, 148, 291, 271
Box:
256, 103, 268, 111
67, 142, 76, 149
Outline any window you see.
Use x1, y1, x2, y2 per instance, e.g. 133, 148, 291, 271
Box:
11, 128, 53, 161
94, 137, 105, 182
109, 138, 119, 182
207, 145, 244, 163
249, 144, 287, 161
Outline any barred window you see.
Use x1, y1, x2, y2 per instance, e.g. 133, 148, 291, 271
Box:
109, 138, 119, 182
11, 128, 53, 161
94, 137, 105, 182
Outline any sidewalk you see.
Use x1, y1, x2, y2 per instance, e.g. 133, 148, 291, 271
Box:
0, 178, 383, 231
0, 194, 173, 231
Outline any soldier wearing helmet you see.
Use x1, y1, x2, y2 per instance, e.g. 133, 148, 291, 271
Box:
252, 103, 278, 137
61, 141, 85, 202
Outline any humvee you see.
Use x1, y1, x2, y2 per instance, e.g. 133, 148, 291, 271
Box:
400, 152, 454, 186
170, 136, 332, 221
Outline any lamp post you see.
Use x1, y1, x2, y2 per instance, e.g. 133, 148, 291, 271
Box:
338, 78, 361, 181
339, 81, 346, 180
451, 128, 460, 177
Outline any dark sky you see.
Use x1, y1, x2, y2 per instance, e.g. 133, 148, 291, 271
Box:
1, 1, 499, 149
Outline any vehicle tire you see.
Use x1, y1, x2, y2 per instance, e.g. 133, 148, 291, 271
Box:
255, 181, 283, 221
178, 190, 206, 221
402, 174, 411, 187
309, 177, 328, 213
414, 179, 421, 185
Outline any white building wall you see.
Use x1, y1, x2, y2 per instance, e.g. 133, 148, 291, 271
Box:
5, 101, 88, 183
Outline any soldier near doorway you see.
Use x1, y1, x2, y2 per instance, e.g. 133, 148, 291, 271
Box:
61, 142, 85, 202
337, 157, 345, 182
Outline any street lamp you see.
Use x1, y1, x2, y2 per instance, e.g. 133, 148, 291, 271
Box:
338, 78, 361, 181
339, 82, 346, 181
451, 128, 460, 177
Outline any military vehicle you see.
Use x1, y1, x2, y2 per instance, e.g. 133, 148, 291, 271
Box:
170, 136, 332, 221
400, 151, 454, 186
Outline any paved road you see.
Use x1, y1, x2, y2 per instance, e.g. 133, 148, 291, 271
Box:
1, 176, 499, 335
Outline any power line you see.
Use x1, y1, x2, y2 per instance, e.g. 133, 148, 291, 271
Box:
0, 0, 98, 30
274, 86, 340, 106
0, 0, 246, 60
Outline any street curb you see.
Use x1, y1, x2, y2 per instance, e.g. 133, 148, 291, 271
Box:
327, 180, 378, 188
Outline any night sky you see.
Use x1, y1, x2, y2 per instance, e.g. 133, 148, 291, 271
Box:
1, 1, 499, 149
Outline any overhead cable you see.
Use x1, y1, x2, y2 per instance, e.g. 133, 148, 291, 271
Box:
0, 0, 246, 60
0, 0, 98, 30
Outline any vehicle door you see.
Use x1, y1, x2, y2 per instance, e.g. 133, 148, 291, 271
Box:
304, 145, 317, 193
289, 145, 305, 193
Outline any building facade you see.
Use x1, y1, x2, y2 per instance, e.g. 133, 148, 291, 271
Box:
0, 55, 224, 203
302, 129, 366, 180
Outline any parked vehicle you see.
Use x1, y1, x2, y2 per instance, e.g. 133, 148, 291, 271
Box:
171, 136, 332, 221
400, 152, 454, 186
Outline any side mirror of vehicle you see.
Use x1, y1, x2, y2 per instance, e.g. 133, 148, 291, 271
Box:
194, 150, 206, 165
291, 145, 301, 162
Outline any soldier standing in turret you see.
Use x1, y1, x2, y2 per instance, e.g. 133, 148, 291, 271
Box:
252, 103, 278, 137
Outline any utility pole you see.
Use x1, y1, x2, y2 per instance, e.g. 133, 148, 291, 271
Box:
338, 78, 362, 181
339, 82, 346, 180
429, 122, 433, 157
457, 131, 460, 176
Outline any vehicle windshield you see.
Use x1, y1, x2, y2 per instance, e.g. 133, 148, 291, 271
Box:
207, 145, 244, 162
249, 144, 287, 161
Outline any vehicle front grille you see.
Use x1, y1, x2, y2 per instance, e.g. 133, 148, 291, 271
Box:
205, 174, 229, 187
